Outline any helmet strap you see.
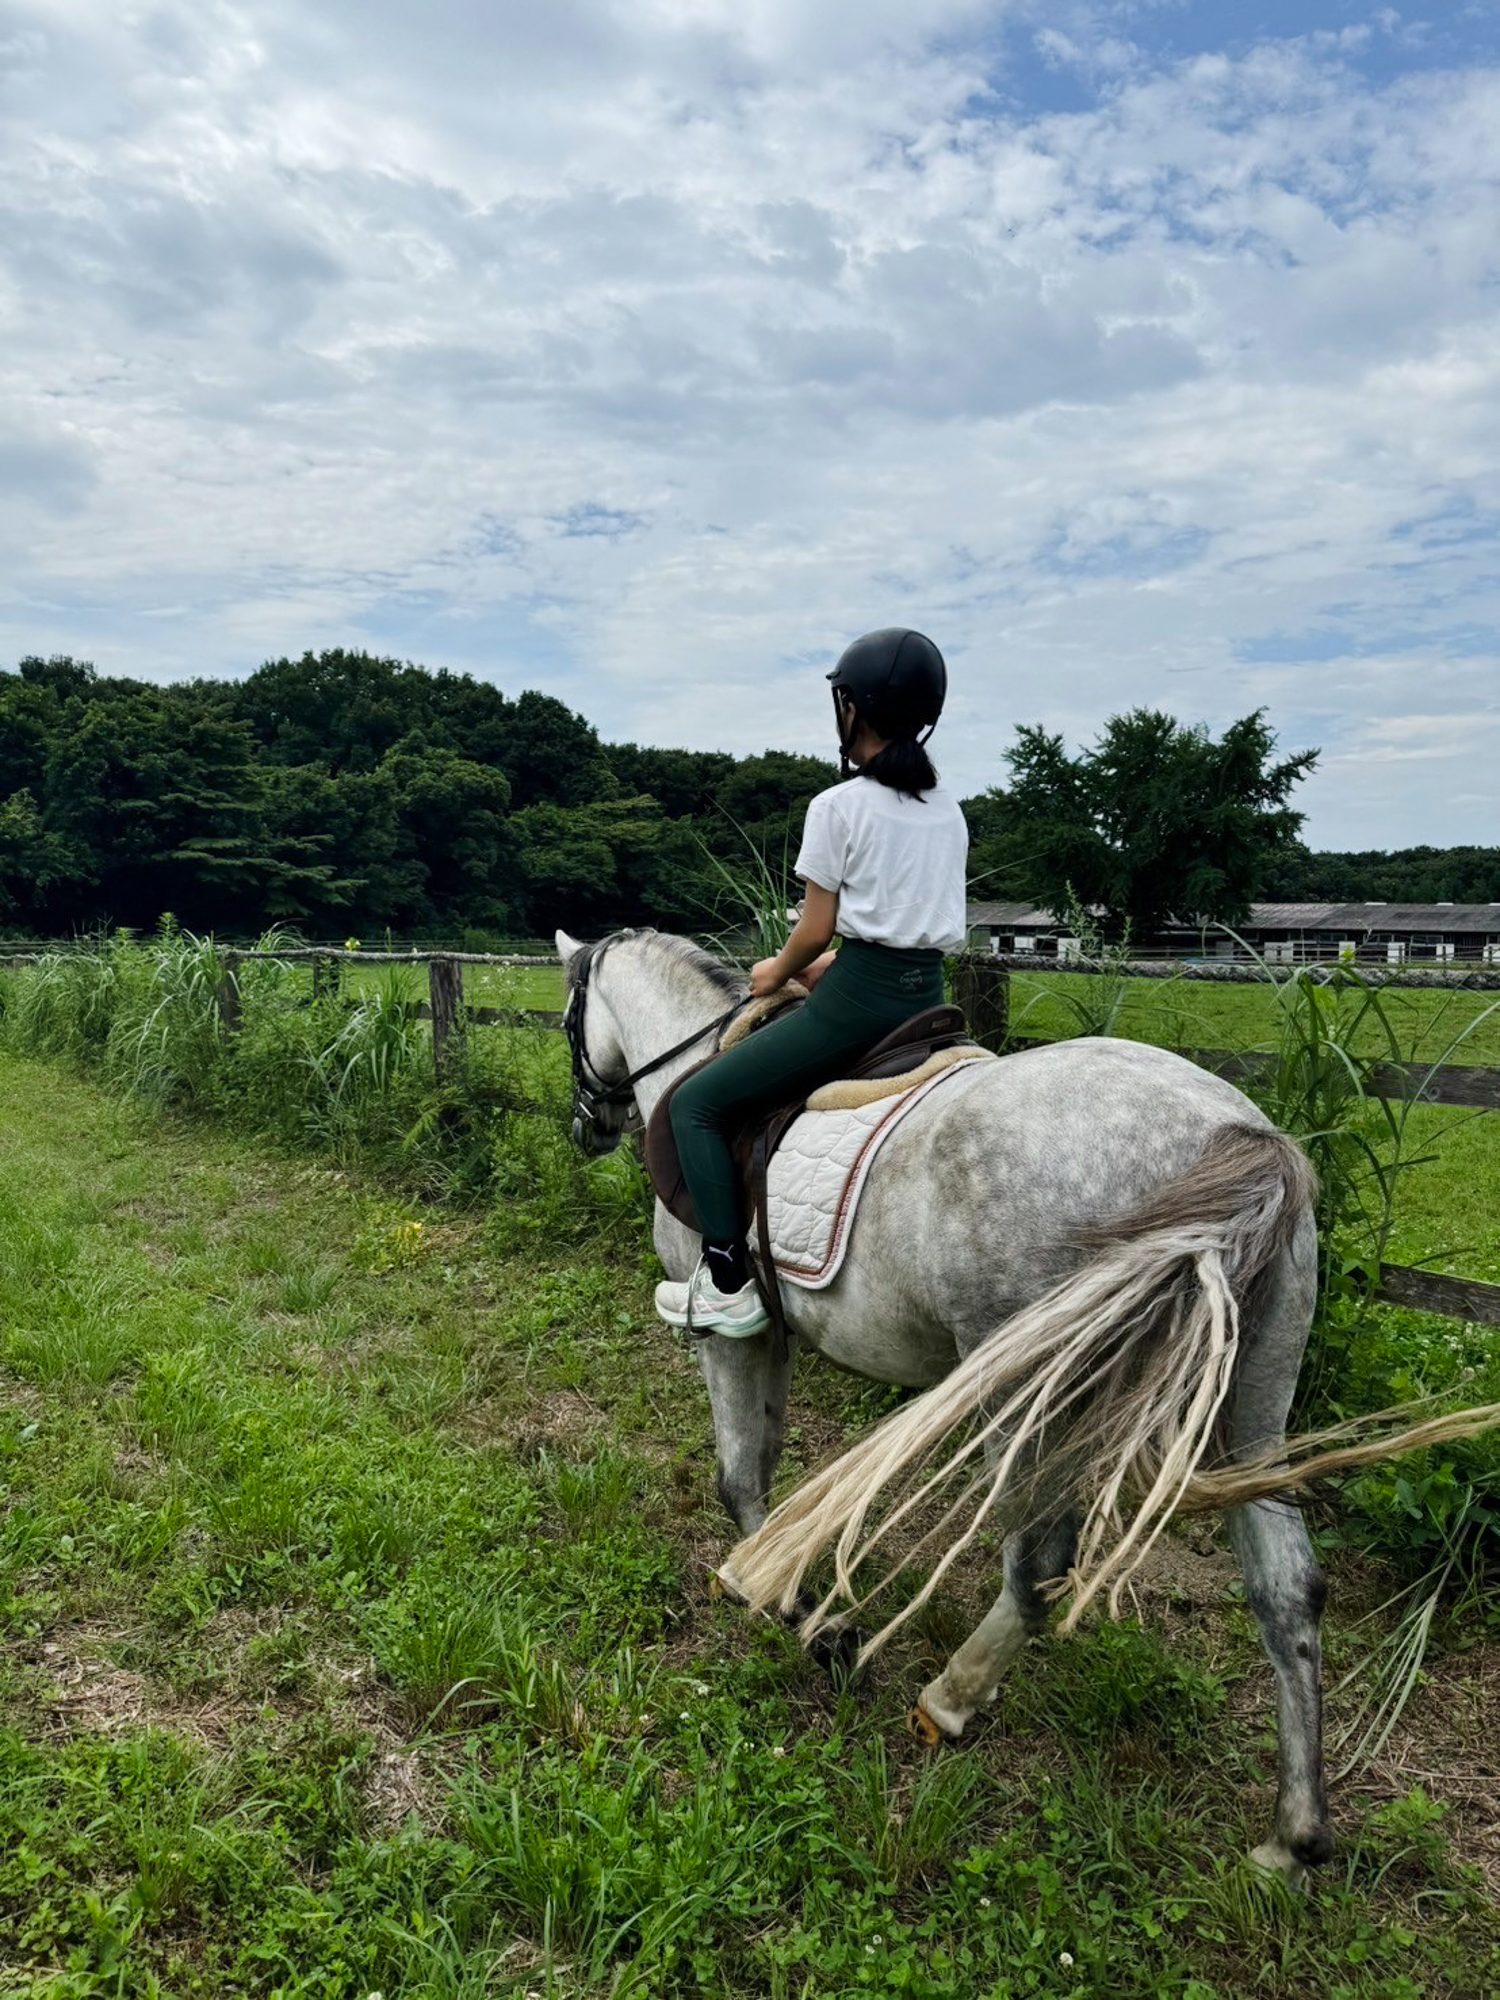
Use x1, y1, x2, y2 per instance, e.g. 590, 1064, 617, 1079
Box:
832, 687, 854, 778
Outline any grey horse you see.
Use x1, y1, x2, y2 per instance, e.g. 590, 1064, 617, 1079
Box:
556, 926, 1493, 1884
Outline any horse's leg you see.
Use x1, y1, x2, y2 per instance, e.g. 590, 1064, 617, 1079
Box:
1224, 1217, 1331, 1885
912, 1507, 1079, 1740
699, 1333, 866, 1673
696, 1334, 793, 1538
658, 1205, 793, 1540
1226, 1500, 1329, 1883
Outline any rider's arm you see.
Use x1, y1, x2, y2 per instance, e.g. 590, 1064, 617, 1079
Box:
750, 881, 838, 995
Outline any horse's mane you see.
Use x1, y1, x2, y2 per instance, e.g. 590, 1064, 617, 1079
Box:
566, 928, 743, 1001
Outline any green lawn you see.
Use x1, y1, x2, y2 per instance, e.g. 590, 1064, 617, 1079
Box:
1009, 969, 1500, 1069
1, 1050, 1497, 1996
346, 955, 1499, 1281
322, 956, 1500, 1066
339, 959, 565, 1012
1383, 1107, 1500, 1285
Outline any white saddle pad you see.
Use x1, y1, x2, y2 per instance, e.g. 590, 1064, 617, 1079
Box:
764, 1060, 982, 1291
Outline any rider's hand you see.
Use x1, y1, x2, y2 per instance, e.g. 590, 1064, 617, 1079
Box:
749, 957, 785, 998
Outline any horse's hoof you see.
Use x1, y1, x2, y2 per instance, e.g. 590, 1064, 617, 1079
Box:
807, 1621, 865, 1687
1247, 1840, 1310, 1893
708, 1574, 726, 1603
907, 1703, 945, 1748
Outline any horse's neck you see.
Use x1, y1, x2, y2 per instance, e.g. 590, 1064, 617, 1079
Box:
607, 949, 733, 1126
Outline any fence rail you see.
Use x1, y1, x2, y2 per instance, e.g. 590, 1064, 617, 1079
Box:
990, 951, 1500, 991
7, 945, 1497, 1328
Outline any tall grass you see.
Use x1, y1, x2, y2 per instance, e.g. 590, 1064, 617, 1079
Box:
1241, 946, 1499, 1295
694, 812, 799, 964
7, 926, 136, 1062
1010, 890, 1145, 1040
102, 921, 238, 1106
297, 963, 427, 1146
0, 927, 640, 1244
1225, 942, 1500, 1753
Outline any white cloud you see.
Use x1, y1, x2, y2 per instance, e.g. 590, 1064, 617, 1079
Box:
0, 1, 1497, 847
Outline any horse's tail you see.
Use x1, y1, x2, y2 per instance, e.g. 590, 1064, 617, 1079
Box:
722, 1123, 1499, 1662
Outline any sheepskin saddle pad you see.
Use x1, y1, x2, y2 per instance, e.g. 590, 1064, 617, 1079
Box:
766, 1049, 994, 1291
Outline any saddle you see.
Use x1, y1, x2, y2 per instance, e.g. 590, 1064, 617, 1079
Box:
643, 998, 970, 1239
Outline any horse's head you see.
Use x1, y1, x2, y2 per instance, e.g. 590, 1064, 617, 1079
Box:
558, 928, 747, 1159
557, 928, 635, 1157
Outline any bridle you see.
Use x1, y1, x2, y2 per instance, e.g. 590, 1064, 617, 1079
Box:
563, 932, 742, 1144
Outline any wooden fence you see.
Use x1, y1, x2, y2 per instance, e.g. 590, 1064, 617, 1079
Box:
7, 945, 1498, 1328
987, 951, 1500, 992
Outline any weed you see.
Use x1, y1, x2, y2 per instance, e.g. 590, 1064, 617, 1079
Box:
694, 811, 798, 964
837, 1736, 985, 1888
1011, 888, 1149, 1040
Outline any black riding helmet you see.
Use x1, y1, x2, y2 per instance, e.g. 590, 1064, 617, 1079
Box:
827, 627, 947, 769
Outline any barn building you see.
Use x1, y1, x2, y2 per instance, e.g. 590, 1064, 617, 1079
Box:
966, 902, 1500, 965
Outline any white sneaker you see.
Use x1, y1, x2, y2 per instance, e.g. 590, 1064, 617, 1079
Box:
655, 1259, 769, 1338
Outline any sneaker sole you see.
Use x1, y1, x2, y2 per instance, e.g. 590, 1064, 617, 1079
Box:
655, 1299, 769, 1339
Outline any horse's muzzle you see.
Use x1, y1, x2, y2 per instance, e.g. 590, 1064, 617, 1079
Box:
573, 1113, 623, 1157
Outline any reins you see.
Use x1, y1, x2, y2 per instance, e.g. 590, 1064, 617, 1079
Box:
564, 933, 742, 1125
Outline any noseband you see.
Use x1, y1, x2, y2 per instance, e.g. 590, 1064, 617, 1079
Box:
563, 934, 741, 1137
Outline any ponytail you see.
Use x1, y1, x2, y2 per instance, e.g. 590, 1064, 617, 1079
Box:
856, 737, 937, 801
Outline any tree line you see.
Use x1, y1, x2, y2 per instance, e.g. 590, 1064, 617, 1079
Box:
1, 651, 1494, 941
0, 653, 833, 939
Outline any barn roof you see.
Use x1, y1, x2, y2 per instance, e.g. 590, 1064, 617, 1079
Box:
965, 902, 1060, 927
1246, 903, 1500, 934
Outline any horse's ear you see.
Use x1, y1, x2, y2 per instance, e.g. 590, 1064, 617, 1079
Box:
555, 929, 582, 964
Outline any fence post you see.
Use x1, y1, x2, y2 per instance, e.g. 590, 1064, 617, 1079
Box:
429, 954, 466, 1082
312, 953, 343, 1003
953, 953, 1009, 1052
217, 950, 242, 1035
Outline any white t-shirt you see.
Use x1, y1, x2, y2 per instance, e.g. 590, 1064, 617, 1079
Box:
794, 778, 969, 953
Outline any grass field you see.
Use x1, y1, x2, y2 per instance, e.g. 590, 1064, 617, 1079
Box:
340, 962, 564, 1014
1009, 971, 1500, 1070
2, 1048, 1498, 1996
339, 957, 1500, 1064
335, 956, 1500, 1286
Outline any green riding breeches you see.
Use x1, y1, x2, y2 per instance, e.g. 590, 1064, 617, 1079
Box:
667, 939, 946, 1247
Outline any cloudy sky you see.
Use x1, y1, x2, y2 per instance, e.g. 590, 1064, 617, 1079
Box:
2, 2, 1497, 846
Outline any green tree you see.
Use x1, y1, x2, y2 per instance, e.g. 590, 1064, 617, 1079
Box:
1005, 708, 1318, 935
16, 654, 97, 701
0, 661, 98, 922
605, 743, 737, 820
255, 764, 412, 928
713, 750, 838, 835
230, 650, 415, 773
501, 689, 617, 810
39, 685, 272, 930
960, 787, 1035, 901
511, 795, 695, 931
0, 789, 81, 925
1261, 842, 1500, 904
1, 658, 93, 800
382, 742, 518, 929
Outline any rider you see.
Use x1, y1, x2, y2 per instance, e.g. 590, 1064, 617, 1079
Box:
655, 627, 969, 1336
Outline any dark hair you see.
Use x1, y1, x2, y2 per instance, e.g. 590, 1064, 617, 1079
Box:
856, 737, 937, 800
